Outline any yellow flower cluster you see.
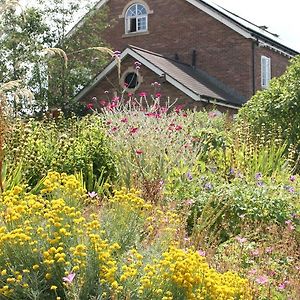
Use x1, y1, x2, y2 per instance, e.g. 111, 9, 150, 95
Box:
0, 175, 120, 299
41, 171, 86, 202
139, 246, 252, 300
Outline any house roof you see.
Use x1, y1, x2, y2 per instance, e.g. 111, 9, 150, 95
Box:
74, 45, 246, 109
67, 0, 299, 56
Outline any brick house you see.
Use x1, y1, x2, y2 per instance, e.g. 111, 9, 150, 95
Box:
71, 0, 298, 112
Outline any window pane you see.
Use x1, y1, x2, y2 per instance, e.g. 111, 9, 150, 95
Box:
125, 72, 138, 89
126, 5, 137, 17
137, 4, 147, 15
137, 17, 147, 31
130, 18, 137, 32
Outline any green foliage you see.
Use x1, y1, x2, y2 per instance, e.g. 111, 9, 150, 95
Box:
239, 55, 300, 163
188, 179, 299, 244
4, 115, 117, 188
0, 0, 110, 116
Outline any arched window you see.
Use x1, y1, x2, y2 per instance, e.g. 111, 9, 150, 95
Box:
125, 3, 148, 34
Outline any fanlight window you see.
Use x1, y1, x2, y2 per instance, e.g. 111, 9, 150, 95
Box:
126, 4, 148, 33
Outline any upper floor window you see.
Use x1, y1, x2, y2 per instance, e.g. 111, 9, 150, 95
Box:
125, 4, 148, 34
261, 56, 271, 88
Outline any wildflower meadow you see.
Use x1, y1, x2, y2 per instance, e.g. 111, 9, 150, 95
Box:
0, 88, 299, 300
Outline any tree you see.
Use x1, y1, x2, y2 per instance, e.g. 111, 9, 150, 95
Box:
0, 0, 111, 116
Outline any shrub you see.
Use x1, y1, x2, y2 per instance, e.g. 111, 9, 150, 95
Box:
238, 55, 300, 165
0, 172, 252, 299
4, 115, 117, 189
188, 178, 299, 244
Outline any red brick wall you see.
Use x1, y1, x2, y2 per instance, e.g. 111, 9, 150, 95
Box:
254, 45, 290, 93
83, 56, 236, 114
98, 0, 255, 99
78, 0, 291, 102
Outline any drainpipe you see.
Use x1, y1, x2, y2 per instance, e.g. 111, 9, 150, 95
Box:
252, 38, 259, 95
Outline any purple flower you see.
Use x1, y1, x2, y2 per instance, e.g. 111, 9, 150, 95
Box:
255, 172, 263, 180
257, 181, 264, 187
255, 275, 269, 285
288, 186, 295, 193
251, 249, 260, 257
265, 247, 273, 254
186, 172, 193, 181
290, 175, 296, 182
63, 273, 76, 284
285, 220, 295, 231
204, 182, 213, 191
88, 191, 98, 198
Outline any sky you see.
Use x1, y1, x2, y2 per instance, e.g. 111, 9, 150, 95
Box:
212, 0, 300, 52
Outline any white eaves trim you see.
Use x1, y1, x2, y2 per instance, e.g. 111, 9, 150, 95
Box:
73, 48, 240, 109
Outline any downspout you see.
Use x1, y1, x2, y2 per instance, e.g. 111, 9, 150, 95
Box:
252, 38, 259, 95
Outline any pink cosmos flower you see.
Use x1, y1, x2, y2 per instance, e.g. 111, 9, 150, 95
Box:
255, 275, 269, 285
63, 273, 75, 284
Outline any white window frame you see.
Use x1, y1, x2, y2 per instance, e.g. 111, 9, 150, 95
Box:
125, 4, 148, 34
261, 56, 271, 88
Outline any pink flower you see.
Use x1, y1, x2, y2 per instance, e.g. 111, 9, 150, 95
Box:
236, 236, 247, 244
175, 125, 183, 131
88, 191, 97, 198
285, 220, 295, 231
106, 120, 112, 125
128, 92, 133, 97
255, 275, 269, 285
86, 103, 93, 109
99, 99, 107, 106
197, 249, 206, 257
130, 127, 139, 134
265, 247, 273, 254
251, 249, 260, 257
208, 111, 217, 118
111, 126, 118, 132
135, 149, 143, 155
112, 96, 120, 102
63, 273, 75, 284
278, 280, 289, 290
139, 92, 147, 97
155, 92, 161, 98
120, 118, 128, 123
248, 269, 257, 275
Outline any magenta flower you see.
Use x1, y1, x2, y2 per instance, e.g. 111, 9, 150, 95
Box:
278, 280, 289, 290
130, 127, 139, 134
63, 273, 75, 284
86, 103, 93, 109
120, 118, 128, 123
255, 275, 269, 285
99, 99, 107, 106
155, 92, 162, 98
175, 125, 183, 131
139, 92, 147, 97
135, 149, 143, 155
